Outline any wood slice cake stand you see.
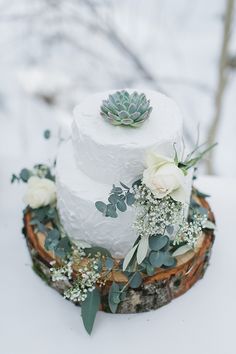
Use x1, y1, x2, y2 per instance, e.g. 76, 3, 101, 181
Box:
23, 196, 215, 314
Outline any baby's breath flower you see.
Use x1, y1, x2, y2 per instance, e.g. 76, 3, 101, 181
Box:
50, 246, 101, 303
133, 182, 205, 250
133, 183, 184, 238
173, 213, 207, 247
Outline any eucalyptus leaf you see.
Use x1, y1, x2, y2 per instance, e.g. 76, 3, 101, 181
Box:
149, 235, 169, 251
129, 272, 142, 289
126, 192, 135, 206
120, 181, 129, 190
137, 236, 149, 264
106, 204, 118, 218
11, 174, 19, 183
108, 282, 120, 313
44, 229, 60, 251
30, 219, 47, 233
117, 200, 127, 212
162, 253, 177, 267
20, 168, 31, 182
105, 257, 114, 270
95, 201, 107, 214
196, 190, 211, 198
81, 288, 100, 335
146, 263, 156, 276
44, 129, 51, 139
112, 187, 123, 195
108, 194, 119, 205
54, 236, 71, 258
172, 244, 192, 257
123, 244, 138, 271
149, 251, 164, 268
33, 206, 50, 222
96, 259, 103, 272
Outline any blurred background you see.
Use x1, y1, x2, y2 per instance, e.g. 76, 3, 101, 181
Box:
0, 0, 236, 178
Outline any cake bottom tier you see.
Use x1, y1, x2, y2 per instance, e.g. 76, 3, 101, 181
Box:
56, 140, 193, 258
23, 195, 215, 314
56, 140, 137, 258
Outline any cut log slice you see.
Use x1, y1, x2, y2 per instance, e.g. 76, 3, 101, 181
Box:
23, 195, 215, 314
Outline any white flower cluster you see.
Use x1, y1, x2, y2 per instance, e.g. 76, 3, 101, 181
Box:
50, 247, 100, 303
134, 183, 184, 238
173, 213, 207, 247
64, 258, 100, 303
24, 176, 56, 209
50, 259, 73, 282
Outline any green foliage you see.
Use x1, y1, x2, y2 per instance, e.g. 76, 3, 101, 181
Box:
81, 288, 101, 335
95, 181, 136, 218
195, 190, 211, 199
122, 243, 138, 271
137, 235, 149, 264
128, 272, 142, 289
44, 229, 60, 251
176, 142, 218, 174
146, 234, 177, 268
94, 201, 107, 214
100, 90, 152, 128
43, 129, 51, 139
149, 235, 169, 251
105, 257, 114, 270
11, 164, 55, 184
189, 198, 208, 222
172, 244, 192, 257
149, 250, 176, 268
11, 168, 32, 183
54, 236, 71, 258
108, 282, 121, 313
126, 192, 135, 206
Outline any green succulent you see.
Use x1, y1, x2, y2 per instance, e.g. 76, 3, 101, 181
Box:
100, 90, 153, 127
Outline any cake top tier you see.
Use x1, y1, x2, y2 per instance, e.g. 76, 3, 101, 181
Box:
72, 89, 183, 184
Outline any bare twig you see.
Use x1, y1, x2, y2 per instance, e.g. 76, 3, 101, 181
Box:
206, 0, 235, 174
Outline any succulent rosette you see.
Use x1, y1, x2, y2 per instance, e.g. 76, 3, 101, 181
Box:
100, 90, 152, 127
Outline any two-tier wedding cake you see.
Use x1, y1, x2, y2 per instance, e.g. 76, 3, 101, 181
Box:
18, 88, 215, 335
56, 89, 192, 257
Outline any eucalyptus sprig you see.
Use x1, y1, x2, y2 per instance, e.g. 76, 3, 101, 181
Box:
11, 164, 55, 184
95, 181, 138, 218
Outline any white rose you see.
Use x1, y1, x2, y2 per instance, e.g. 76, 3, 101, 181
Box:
143, 152, 187, 203
24, 176, 57, 209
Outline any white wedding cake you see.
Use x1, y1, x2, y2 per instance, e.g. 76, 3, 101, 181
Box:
56, 89, 192, 257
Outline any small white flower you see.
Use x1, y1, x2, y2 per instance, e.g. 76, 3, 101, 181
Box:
24, 176, 56, 209
143, 151, 187, 203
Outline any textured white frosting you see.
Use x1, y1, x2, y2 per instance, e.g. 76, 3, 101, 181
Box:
56, 140, 137, 257
72, 89, 183, 185
56, 89, 193, 257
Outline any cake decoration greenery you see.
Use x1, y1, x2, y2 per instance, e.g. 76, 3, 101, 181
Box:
100, 90, 153, 127
13, 141, 216, 335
